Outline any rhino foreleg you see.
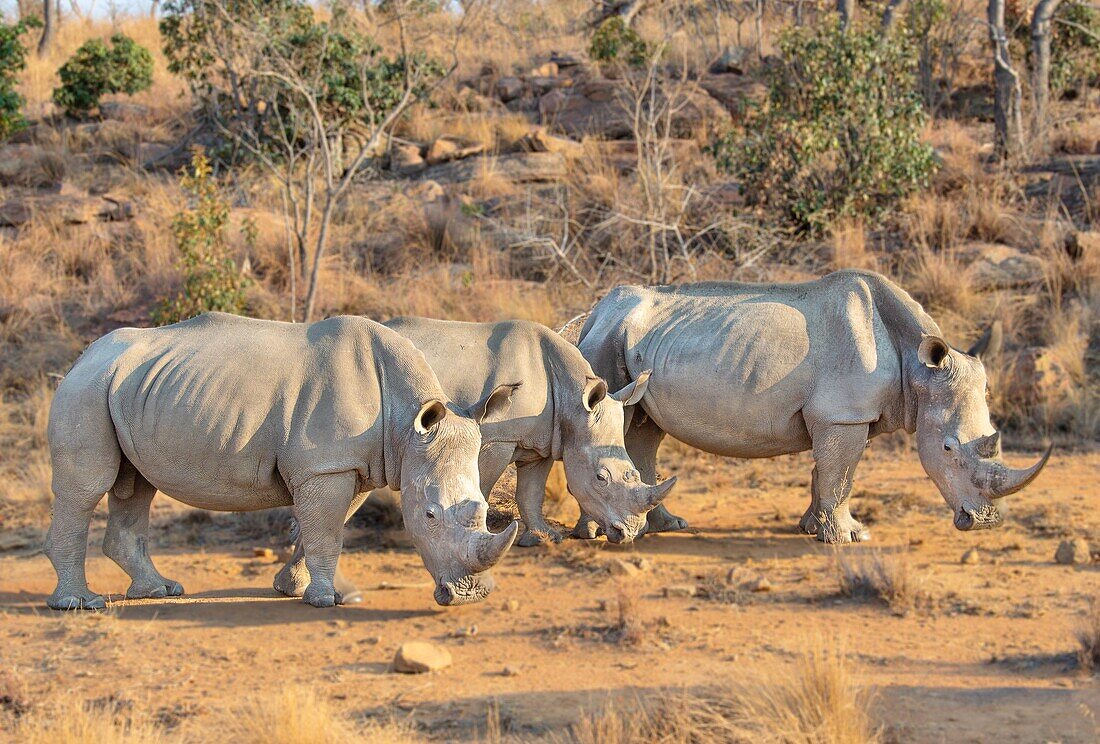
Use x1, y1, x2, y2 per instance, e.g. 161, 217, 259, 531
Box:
103, 469, 184, 600
293, 472, 357, 608
277, 488, 370, 603
515, 458, 561, 547
805, 423, 871, 544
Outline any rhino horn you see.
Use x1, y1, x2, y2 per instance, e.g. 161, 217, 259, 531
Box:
984, 444, 1052, 498
470, 520, 519, 573
640, 476, 677, 508
973, 431, 1002, 459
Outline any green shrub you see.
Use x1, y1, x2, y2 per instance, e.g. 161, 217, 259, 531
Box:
0, 17, 38, 140
52, 33, 154, 117
709, 20, 937, 235
588, 17, 651, 67
154, 151, 252, 325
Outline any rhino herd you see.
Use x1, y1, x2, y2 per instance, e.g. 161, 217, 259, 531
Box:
43, 270, 1050, 611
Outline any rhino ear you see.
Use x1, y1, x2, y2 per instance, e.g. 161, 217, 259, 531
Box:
967, 321, 1003, 361
582, 377, 608, 412
918, 336, 950, 369
467, 382, 521, 425
414, 399, 448, 435
610, 370, 652, 406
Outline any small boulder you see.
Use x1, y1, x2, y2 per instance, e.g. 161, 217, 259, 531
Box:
516, 127, 583, 157
610, 558, 641, 578
960, 547, 981, 565
389, 141, 425, 174
663, 584, 697, 598
99, 101, 150, 122
393, 641, 452, 674
495, 77, 524, 103
252, 547, 276, 560
530, 61, 558, 78
426, 136, 485, 165
959, 242, 1046, 291
1054, 538, 1091, 565
502, 598, 521, 612
749, 577, 772, 593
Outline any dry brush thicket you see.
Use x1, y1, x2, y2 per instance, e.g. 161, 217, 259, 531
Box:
0, 0, 1097, 534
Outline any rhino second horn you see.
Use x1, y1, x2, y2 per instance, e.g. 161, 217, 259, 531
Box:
470, 520, 519, 573
643, 476, 677, 508
984, 444, 1052, 498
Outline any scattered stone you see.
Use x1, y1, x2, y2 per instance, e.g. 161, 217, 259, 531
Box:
549, 51, 584, 68
516, 127, 583, 157
502, 598, 521, 612
501, 665, 520, 677
1054, 538, 1091, 565
393, 642, 452, 674
419, 152, 566, 185
389, 141, 425, 174
530, 61, 558, 78
426, 136, 485, 165
451, 625, 478, 638
610, 558, 641, 578
749, 577, 772, 593
698, 74, 767, 119
663, 584, 697, 598
495, 76, 524, 103
252, 547, 276, 560
959, 242, 1046, 290
0, 193, 134, 227
960, 547, 981, 565
0, 143, 63, 188
99, 101, 150, 122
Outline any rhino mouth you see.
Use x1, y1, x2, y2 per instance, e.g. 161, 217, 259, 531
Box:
434, 572, 495, 606
954, 503, 1002, 531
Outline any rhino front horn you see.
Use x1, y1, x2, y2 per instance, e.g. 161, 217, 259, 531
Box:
643, 476, 677, 508
986, 444, 1052, 498
471, 520, 519, 573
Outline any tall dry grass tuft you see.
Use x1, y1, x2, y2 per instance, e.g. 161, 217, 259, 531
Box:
225, 684, 418, 744
1077, 598, 1100, 675
12, 696, 162, 744
836, 548, 919, 615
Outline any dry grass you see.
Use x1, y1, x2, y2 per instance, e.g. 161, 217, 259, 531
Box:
835, 548, 919, 615
11, 696, 163, 744
1077, 598, 1100, 675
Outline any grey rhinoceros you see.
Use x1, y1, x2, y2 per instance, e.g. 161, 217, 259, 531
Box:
276, 317, 676, 597
44, 313, 518, 610
576, 270, 1051, 543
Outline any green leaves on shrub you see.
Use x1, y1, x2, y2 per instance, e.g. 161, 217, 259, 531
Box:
154, 151, 252, 326
709, 21, 937, 235
0, 17, 38, 140
588, 17, 651, 67
52, 33, 154, 117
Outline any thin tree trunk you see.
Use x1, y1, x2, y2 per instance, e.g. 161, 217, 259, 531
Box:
988, 0, 1024, 159
37, 0, 57, 57
838, 0, 855, 30
1031, 0, 1062, 147
882, 0, 907, 32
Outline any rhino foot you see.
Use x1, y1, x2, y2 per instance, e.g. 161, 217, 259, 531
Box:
518, 528, 563, 547
47, 590, 106, 611
303, 585, 338, 608
813, 512, 871, 544
273, 562, 310, 598
646, 505, 688, 534
569, 518, 603, 541
126, 578, 184, 600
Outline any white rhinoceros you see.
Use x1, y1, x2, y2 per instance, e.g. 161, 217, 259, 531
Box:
576, 270, 1050, 543
44, 312, 518, 610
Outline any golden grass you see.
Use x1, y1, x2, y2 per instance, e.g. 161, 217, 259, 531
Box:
12, 696, 162, 744
836, 548, 919, 615
1077, 598, 1100, 675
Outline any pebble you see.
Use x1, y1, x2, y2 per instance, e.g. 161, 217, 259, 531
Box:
750, 577, 773, 593
1055, 538, 1091, 565
960, 547, 981, 565
502, 599, 521, 612
393, 642, 452, 674
663, 584, 697, 598
610, 558, 642, 577
502, 665, 520, 677
252, 547, 276, 560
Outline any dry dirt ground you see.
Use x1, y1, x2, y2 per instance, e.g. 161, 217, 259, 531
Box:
0, 442, 1097, 742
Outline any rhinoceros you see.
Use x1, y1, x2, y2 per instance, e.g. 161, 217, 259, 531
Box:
276, 317, 676, 595
44, 312, 518, 610
576, 270, 1051, 543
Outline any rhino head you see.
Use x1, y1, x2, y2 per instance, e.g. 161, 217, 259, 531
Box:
911, 325, 1050, 532
559, 370, 676, 544
399, 398, 518, 606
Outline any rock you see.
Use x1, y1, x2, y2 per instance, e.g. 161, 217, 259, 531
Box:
958, 242, 1047, 290
530, 61, 559, 78
709, 46, 750, 74
749, 577, 772, 593
1055, 538, 1091, 565
407, 179, 444, 202
1067, 230, 1100, 261
698, 73, 767, 119
426, 136, 485, 165
0, 193, 134, 227
515, 127, 583, 157
502, 598, 521, 612
252, 547, 276, 560
960, 547, 981, 565
495, 77, 524, 103
393, 642, 452, 674
419, 152, 567, 185
99, 101, 150, 122
610, 558, 641, 577
502, 665, 520, 677
663, 584, 697, 598
389, 141, 425, 174
550, 51, 584, 68
0, 144, 64, 189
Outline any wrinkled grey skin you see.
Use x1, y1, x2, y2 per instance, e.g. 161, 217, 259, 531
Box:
278, 318, 676, 598
577, 270, 1051, 543
44, 313, 517, 611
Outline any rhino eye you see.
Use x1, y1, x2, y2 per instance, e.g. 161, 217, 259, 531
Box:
943, 443, 952, 452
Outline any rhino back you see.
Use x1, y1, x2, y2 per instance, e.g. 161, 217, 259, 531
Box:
97, 313, 390, 508
609, 272, 906, 457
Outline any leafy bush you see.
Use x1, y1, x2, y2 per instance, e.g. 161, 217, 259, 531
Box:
52, 33, 153, 116
588, 17, 651, 67
710, 21, 937, 234
154, 151, 252, 325
0, 18, 38, 140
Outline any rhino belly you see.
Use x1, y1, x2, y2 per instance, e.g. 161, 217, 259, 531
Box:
632, 299, 814, 458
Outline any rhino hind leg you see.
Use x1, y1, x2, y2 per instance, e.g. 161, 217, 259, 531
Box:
806, 423, 871, 544
103, 464, 185, 600
293, 472, 358, 608
514, 458, 562, 547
